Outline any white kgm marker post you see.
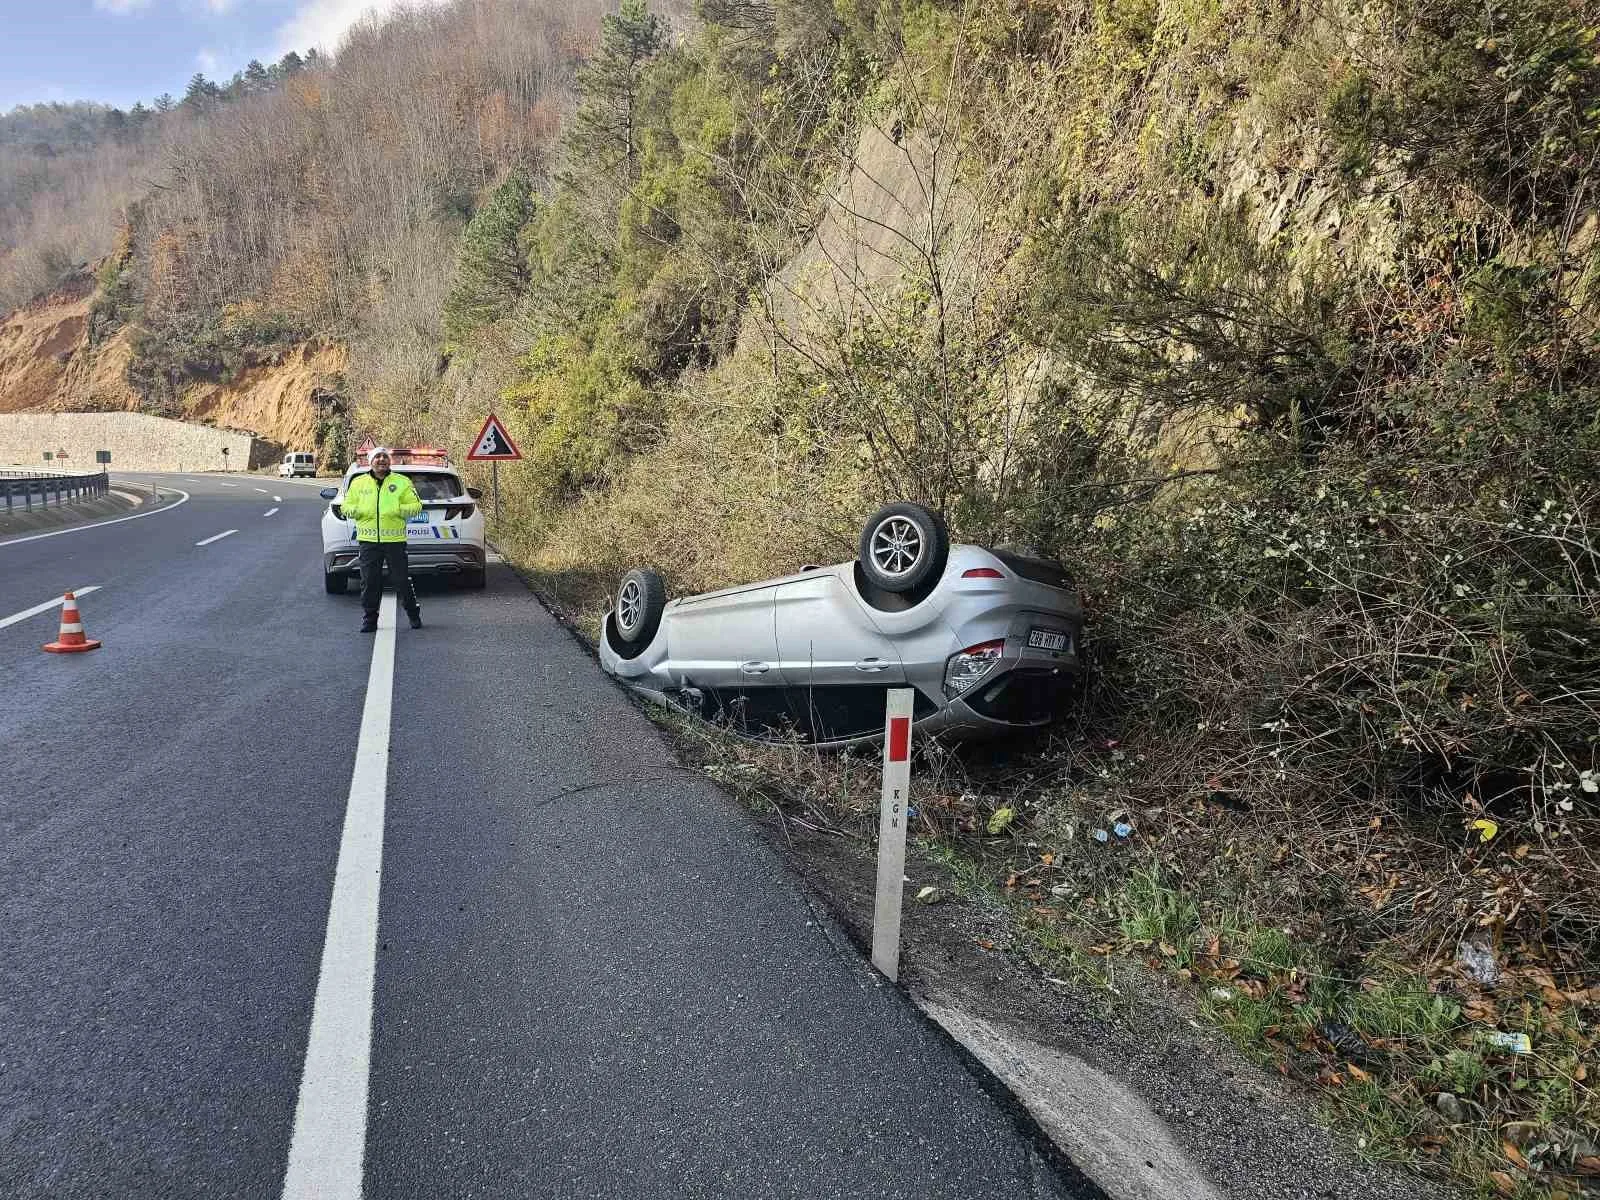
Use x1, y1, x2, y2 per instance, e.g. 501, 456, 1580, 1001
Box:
871, 688, 916, 982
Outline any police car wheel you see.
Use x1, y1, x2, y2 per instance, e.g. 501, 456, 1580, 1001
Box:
324, 571, 348, 594
464, 569, 487, 589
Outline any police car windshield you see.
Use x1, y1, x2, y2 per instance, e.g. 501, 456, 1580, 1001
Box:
400, 472, 463, 500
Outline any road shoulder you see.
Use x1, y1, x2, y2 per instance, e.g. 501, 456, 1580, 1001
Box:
515, 563, 1463, 1200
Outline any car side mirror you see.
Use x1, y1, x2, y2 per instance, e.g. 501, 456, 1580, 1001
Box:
467, 487, 483, 500
320, 487, 338, 500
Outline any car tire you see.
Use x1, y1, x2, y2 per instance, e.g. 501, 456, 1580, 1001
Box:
614, 567, 667, 648
464, 568, 487, 590
324, 571, 348, 595
858, 502, 949, 593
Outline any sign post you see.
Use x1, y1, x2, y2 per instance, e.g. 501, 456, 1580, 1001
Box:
465, 412, 523, 538
871, 688, 916, 981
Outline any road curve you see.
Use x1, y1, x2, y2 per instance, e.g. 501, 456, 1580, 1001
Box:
0, 472, 1084, 1199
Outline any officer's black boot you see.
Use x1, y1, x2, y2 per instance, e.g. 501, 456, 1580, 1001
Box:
407, 609, 422, 630
360, 612, 378, 633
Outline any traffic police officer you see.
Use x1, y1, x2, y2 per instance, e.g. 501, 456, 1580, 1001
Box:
343, 447, 424, 631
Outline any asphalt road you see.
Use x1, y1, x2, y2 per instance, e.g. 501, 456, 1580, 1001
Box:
0, 472, 1084, 1199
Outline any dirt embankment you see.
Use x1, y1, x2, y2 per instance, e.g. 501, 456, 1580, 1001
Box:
176, 340, 346, 452
0, 281, 344, 452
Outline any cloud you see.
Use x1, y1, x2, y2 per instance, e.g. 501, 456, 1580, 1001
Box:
93, 0, 153, 12
196, 48, 221, 73
275, 0, 448, 56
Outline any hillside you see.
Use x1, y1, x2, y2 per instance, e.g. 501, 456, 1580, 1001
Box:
2, 0, 1598, 1192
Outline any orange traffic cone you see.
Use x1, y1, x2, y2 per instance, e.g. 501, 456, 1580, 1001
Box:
43, 591, 102, 654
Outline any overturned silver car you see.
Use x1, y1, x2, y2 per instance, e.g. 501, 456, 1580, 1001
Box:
599, 503, 1084, 747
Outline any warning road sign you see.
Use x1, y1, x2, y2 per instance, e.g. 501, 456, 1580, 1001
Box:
467, 413, 522, 461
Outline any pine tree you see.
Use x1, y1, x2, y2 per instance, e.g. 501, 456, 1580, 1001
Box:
182, 73, 221, 110
442, 171, 535, 341
570, 0, 665, 181
243, 60, 271, 93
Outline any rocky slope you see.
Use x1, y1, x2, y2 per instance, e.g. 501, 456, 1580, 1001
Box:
0, 280, 345, 452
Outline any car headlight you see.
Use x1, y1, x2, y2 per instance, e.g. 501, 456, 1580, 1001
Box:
944, 639, 1006, 697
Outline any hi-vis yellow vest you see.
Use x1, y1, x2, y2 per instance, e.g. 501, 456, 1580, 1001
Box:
344, 471, 422, 543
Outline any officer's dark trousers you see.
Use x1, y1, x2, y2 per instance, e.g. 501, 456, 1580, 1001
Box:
358, 541, 419, 617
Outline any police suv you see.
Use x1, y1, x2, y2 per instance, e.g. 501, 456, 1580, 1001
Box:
319, 447, 487, 592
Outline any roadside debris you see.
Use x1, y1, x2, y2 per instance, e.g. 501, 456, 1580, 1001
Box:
1455, 938, 1502, 987
1485, 1030, 1533, 1055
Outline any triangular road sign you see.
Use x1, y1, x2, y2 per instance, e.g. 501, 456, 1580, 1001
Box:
354, 435, 378, 459
467, 413, 522, 461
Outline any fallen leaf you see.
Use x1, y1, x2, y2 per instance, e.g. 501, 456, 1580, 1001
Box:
1471, 818, 1499, 843
1503, 1141, 1528, 1169
1576, 1155, 1600, 1176
1040, 852, 1055, 866
1488, 1171, 1517, 1197
1347, 1063, 1372, 1083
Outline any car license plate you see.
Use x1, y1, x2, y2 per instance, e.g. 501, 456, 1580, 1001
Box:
1027, 627, 1067, 652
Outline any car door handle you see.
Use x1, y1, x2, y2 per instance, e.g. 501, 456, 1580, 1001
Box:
854, 658, 890, 672
740, 661, 771, 675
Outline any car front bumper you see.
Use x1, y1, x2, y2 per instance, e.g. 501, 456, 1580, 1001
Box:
325, 544, 486, 577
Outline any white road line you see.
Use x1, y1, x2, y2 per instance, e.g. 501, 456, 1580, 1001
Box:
0, 490, 191, 550
255, 487, 270, 494
0, 586, 101, 631
264, 508, 279, 517
282, 593, 395, 1200
219, 483, 239, 488
195, 529, 238, 546
185, 478, 202, 483
274, 495, 283, 503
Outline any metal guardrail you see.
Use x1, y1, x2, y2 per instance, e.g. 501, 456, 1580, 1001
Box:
0, 470, 110, 515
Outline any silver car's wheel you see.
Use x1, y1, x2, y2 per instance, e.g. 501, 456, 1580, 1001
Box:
870, 515, 925, 581
858, 503, 949, 594
614, 567, 666, 649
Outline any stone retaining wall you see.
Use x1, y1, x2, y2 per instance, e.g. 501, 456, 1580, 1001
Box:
0, 412, 259, 472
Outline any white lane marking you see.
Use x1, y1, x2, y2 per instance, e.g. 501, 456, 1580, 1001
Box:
274, 495, 283, 503
282, 593, 395, 1200
255, 487, 270, 494
0, 490, 191, 550
185, 478, 202, 483
195, 529, 238, 546
264, 508, 279, 517
219, 483, 239, 489
0, 586, 102, 631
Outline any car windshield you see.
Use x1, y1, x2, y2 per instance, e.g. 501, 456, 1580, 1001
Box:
341, 469, 462, 499
401, 472, 462, 500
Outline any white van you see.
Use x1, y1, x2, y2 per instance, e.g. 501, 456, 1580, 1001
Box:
279, 452, 316, 478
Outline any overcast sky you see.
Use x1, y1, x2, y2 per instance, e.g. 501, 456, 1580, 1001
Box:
0, 0, 441, 112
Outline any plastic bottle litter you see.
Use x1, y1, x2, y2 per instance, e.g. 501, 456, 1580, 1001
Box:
1485, 1031, 1532, 1055
1113, 822, 1133, 838
1092, 828, 1109, 843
